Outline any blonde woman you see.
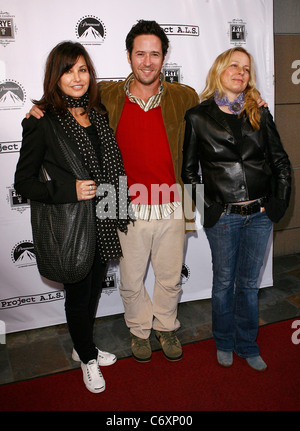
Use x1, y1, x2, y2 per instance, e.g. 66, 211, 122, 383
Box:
182, 47, 291, 371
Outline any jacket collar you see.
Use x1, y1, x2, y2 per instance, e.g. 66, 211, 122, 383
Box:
204, 98, 232, 134
203, 97, 252, 136
47, 111, 84, 161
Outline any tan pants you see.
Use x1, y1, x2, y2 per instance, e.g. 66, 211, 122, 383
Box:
118, 206, 185, 339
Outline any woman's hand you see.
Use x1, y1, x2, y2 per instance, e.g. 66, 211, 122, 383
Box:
76, 180, 97, 201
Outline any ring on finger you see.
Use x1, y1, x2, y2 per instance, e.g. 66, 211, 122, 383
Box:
89, 185, 93, 191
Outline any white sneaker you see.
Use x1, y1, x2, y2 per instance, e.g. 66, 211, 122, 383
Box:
72, 347, 117, 366
81, 359, 105, 393
96, 348, 117, 366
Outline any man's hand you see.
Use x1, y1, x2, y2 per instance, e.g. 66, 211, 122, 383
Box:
257, 97, 268, 108
26, 105, 45, 119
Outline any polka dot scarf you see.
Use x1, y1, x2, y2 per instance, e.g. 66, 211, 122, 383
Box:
54, 93, 132, 262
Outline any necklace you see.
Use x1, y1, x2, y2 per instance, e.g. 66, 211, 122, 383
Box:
214, 90, 244, 115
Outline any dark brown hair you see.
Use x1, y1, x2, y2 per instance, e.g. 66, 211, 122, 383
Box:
126, 20, 169, 59
33, 41, 104, 113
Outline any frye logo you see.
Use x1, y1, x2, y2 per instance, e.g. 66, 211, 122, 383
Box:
0, 12, 17, 47
0, 19, 13, 37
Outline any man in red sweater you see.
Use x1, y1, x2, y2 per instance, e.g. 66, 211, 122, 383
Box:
99, 21, 199, 362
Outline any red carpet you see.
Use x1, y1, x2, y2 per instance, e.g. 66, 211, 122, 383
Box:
1, 319, 299, 412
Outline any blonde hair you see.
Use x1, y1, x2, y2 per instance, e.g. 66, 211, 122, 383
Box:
200, 47, 261, 130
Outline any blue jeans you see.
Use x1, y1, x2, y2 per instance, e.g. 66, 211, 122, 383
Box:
205, 211, 272, 357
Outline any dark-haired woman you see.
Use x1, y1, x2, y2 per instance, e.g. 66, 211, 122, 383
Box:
15, 41, 131, 393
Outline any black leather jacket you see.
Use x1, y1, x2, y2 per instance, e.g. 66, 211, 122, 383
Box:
181, 98, 291, 227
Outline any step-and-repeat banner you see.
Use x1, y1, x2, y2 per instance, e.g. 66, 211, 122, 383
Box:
0, 0, 274, 333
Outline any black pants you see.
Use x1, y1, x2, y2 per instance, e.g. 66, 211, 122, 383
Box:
64, 247, 107, 364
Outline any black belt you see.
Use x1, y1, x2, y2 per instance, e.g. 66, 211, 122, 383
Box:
224, 199, 264, 216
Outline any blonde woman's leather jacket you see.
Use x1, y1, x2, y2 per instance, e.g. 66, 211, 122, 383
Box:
181, 98, 291, 226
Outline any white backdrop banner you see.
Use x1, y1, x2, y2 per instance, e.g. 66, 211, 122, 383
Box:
0, 0, 274, 334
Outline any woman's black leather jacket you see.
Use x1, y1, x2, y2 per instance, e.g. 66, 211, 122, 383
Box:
181, 98, 291, 227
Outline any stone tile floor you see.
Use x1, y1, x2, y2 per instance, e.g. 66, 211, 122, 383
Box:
1, 253, 300, 386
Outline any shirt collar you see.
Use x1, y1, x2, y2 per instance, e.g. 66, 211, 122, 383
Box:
124, 73, 164, 112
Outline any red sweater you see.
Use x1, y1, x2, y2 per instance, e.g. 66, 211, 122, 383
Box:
116, 97, 180, 205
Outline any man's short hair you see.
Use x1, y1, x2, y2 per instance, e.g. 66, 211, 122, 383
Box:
126, 20, 169, 59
